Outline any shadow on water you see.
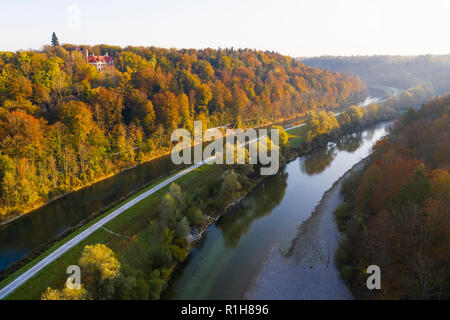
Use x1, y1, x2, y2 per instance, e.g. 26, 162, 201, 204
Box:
217, 172, 288, 249
0, 118, 304, 273
164, 121, 391, 299
301, 147, 337, 175
336, 132, 363, 153
163, 172, 288, 299
0, 154, 183, 272
300, 128, 372, 176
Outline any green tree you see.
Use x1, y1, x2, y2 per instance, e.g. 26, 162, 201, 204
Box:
306, 111, 340, 141
148, 269, 166, 299
79, 244, 120, 298
51, 32, 59, 47
168, 183, 186, 211
158, 193, 178, 230
396, 164, 431, 207
216, 169, 241, 208
186, 206, 204, 226
175, 216, 190, 238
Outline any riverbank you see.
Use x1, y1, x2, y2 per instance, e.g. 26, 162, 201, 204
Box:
165, 120, 393, 299
0, 112, 312, 226
0, 163, 223, 299
244, 158, 369, 299
0, 147, 170, 225
2, 93, 400, 299
0, 112, 313, 279
0, 115, 366, 299
1, 81, 412, 298
0, 163, 186, 279
1, 88, 378, 277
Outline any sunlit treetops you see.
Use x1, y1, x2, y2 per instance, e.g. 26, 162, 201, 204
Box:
0, 45, 366, 218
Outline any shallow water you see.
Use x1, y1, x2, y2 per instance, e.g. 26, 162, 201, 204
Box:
164, 122, 390, 299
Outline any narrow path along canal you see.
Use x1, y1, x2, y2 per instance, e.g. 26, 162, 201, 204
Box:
0, 155, 182, 272
0, 91, 387, 275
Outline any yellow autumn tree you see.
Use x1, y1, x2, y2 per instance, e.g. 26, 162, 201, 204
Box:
78, 244, 120, 299
41, 285, 88, 300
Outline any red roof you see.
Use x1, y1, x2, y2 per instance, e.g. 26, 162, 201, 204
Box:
88, 55, 113, 64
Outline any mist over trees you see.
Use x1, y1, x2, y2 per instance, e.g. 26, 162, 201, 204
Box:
302, 55, 450, 94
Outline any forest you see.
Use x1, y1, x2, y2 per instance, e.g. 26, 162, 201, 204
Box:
31, 82, 434, 300
302, 55, 450, 94
0, 44, 367, 220
36, 128, 293, 300
335, 94, 450, 299
302, 84, 434, 148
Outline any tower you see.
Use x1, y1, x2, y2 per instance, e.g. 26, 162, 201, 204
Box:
81, 48, 89, 59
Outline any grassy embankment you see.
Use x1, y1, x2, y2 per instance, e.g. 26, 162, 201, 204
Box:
1, 84, 414, 300
1, 125, 307, 300
0, 163, 224, 299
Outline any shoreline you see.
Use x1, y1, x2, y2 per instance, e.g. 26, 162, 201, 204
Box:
164, 121, 389, 299
244, 155, 370, 300
0, 110, 317, 283
1, 116, 390, 299
1, 86, 375, 226
285, 157, 369, 257
0, 113, 310, 226
3, 89, 399, 297
0, 149, 172, 226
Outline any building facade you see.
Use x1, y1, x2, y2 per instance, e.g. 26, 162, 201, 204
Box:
75, 47, 113, 71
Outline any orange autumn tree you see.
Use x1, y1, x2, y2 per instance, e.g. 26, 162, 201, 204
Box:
336, 94, 450, 299
1, 45, 369, 219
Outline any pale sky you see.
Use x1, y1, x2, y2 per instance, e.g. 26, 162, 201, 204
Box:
1, 0, 449, 56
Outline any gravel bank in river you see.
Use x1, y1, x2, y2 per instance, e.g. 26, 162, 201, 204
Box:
244, 162, 366, 300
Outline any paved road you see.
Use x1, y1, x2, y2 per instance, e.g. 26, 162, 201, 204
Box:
378, 86, 398, 103
0, 158, 212, 299
0, 130, 280, 299
0, 87, 398, 299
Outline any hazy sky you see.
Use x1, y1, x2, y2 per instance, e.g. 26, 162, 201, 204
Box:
2, 0, 449, 56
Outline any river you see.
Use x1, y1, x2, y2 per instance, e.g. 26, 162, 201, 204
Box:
0, 92, 384, 274
164, 121, 391, 299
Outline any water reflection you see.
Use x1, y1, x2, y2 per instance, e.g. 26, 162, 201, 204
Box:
216, 172, 288, 248
166, 122, 391, 299
301, 147, 337, 175
301, 128, 378, 175
0, 155, 183, 272
364, 127, 376, 142
336, 132, 363, 153
1, 119, 305, 272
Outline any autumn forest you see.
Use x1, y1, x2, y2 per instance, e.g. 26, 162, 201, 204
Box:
0, 37, 448, 303
335, 94, 450, 299
0, 45, 366, 220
